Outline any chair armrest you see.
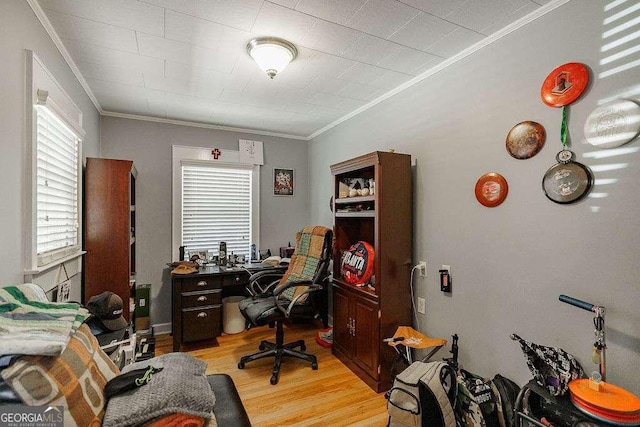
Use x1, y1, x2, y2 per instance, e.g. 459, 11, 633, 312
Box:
274, 281, 323, 317
246, 269, 284, 295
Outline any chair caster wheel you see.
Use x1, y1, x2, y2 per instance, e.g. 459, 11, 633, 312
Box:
311, 362, 318, 370
238, 361, 245, 369
270, 375, 278, 385
259, 344, 266, 350
300, 344, 306, 351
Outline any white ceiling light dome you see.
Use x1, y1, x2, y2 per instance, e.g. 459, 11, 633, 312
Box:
246, 37, 297, 79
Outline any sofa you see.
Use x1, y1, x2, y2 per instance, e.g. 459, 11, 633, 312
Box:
0, 372, 250, 427
0, 284, 251, 426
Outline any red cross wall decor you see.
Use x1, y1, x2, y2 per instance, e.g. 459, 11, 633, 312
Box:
211, 148, 221, 159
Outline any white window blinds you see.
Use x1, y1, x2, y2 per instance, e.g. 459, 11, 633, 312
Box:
36, 106, 80, 264
182, 163, 252, 259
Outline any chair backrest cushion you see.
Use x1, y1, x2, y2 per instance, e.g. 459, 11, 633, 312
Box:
277, 225, 332, 303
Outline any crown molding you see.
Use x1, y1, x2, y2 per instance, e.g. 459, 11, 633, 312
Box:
101, 111, 309, 140
26, 0, 103, 114
28, 0, 570, 141
307, 0, 572, 140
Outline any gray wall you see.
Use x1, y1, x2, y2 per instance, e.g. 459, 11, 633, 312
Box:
4, 0, 638, 397
309, 1, 640, 394
0, 1, 100, 285
100, 117, 309, 327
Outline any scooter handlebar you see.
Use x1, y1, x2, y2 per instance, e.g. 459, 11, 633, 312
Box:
559, 294, 596, 312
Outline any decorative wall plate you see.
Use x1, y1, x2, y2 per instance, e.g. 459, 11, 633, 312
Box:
542, 161, 593, 204
506, 121, 546, 159
475, 173, 508, 207
541, 62, 589, 107
584, 99, 640, 149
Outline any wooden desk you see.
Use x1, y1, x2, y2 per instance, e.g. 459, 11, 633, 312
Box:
171, 263, 286, 352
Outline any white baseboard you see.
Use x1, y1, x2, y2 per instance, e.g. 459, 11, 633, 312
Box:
151, 322, 171, 335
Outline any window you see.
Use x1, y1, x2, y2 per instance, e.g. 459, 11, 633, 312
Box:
25, 51, 85, 274
182, 163, 252, 258
35, 106, 81, 265
172, 145, 260, 262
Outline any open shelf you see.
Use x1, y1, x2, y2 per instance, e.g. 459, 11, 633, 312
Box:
335, 211, 375, 218
335, 195, 375, 204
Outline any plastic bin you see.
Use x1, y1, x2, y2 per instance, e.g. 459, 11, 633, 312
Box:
222, 296, 246, 334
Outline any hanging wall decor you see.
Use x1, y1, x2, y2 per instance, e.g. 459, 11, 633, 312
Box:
540, 62, 590, 162
273, 167, 294, 196
542, 161, 593, 204
584, 99, 640, 149
540, 62, 589, 108
540, 62, 593, 204
506, 121, 546, 159
475, 172, 508, 207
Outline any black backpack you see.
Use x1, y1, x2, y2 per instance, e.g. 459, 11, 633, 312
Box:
455, 369, 502, 427
491, 374, 520, 427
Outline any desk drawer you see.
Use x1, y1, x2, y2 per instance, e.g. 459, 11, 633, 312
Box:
179, 276, 222, 293
222, 272, 249, 287
182, 289, 221, 308
182, 305, 221, 343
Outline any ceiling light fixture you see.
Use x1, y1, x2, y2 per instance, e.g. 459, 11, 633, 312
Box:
246, 37, 297, 79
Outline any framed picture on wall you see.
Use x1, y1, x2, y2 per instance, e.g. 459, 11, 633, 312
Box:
273, 168, 294, 196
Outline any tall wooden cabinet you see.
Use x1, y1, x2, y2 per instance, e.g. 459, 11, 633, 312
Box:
84, 158, 137, 323
330, 151, 413, 393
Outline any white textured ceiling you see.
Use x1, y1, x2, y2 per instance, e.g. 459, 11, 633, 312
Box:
32, 0, 555, 139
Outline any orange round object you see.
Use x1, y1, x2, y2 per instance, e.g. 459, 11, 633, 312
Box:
569, 379, 640, 414
541, 62, 589, 107
571, 394, 640, 425
340, 241, 374, 285
475, 173, 508, 207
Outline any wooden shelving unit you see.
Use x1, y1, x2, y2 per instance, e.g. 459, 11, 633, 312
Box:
84, 157, 137, 323
330, 151, 413, 393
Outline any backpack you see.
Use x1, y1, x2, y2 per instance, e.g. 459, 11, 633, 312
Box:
455, 369, 502, 427
491, 374, 520, 427
386, 361, 457, 427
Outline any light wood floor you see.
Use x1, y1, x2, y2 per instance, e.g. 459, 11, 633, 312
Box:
155, 321, 389, 427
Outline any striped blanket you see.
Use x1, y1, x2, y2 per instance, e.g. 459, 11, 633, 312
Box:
0, 284, 89, 356
278, 225, 332, 302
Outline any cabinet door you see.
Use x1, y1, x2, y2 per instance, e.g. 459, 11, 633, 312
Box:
332, 286, 353, 357
353, 296, 379, 378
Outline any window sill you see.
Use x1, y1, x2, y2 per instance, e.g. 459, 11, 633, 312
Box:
24, 250, 86, 275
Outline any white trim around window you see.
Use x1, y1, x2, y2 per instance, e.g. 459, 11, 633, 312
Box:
171, 145, 260, 262
24, 50, 85, 275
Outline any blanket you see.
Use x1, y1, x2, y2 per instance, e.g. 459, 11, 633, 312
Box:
278, 225, 331, 302
103, 353, 216, 427
0, 284, 89, 356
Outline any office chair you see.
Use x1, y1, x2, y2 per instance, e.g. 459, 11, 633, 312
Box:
237, 225, 333, 385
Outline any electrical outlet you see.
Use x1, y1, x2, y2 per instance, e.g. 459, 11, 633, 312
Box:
418, 261, 427, 277
417, 297, 426, 314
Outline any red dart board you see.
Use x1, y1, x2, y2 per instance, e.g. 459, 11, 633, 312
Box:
541, 62, 589, 107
